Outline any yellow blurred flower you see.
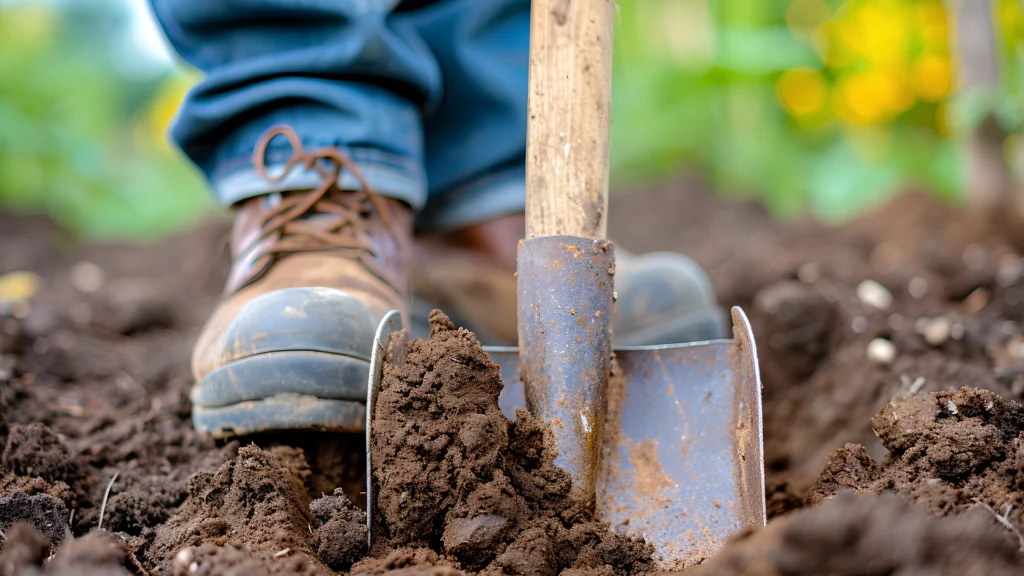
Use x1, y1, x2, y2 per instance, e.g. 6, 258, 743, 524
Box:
135, 74, 196, 152
822, 20, 854, 68
834, 68, 914, 125
997, 0, 1024, 40
839, 1, 911, 68
911, 55, 951, 102
777, 68, 829, 116
0, 272, 41, 304
915, 2, 948, 48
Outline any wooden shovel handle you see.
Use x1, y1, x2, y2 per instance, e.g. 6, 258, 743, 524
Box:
525, 0, 615, 240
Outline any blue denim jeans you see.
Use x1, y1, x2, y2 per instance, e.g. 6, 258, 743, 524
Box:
150, 0, 529, 233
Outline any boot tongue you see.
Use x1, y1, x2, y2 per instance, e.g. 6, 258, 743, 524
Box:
275, 210, 372, 253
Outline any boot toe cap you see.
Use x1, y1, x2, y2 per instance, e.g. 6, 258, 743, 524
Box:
190, 287, 380, 435
219, 286, 377, 364
614, 252, 728, 345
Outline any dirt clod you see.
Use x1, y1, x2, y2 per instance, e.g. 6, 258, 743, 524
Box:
690, 493, 1022, 575
146, 444, 315, 569
0, 492, 68, 551
3, 425, 82, 486
810, 387, 1024, 542
103, 490, 173, 536
310, 489, 366, 571
371, 310, 511, 550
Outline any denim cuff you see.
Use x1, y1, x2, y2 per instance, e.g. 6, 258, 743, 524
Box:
212, 151, 427, 210
415, 166, 526, 234
182, 91, 428, 209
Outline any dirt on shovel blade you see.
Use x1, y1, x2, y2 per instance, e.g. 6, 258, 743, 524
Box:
4, 179, 1024, 575
366, 310, 653, 575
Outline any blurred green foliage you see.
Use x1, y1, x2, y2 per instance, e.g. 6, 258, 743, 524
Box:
2, 0, 1024, 238
611, 0, 975, 221
0, 0, 211, 240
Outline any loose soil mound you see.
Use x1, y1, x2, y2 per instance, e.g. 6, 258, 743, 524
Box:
3, 179, 1024, 574
810, 387, 1024, 546
146, 444, 318, 567
689, 492, 1022, 575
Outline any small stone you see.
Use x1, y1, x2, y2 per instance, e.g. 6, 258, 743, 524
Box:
69, 261, 104, 294
950, 323, 965, 340
857, 279, 892, 310
32, 338, 49, 355
918, 317, 952, 347
1000, 321, 1018, 336
797, 263, 821, 283
908, 277, 929, 299
867, 338, 896, 365
997, 255, 1022, 287
888, 313, 907, 332
174, 548, 194, 567
852, 316, 869, 334
443, 515, 510, 569
0, 271, 42, 304
1008, 336, 1024, 360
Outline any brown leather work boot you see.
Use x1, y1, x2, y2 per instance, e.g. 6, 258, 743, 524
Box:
412, 214, 726, 346
191, 126, 412, 438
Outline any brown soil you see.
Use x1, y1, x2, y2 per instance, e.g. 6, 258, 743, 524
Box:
0, 522, 134, 575
688, 492, 1022, 575
809, 387, 1024, 540
2, 177, 1024, 574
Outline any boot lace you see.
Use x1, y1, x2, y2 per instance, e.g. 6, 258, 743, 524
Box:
251, 125, 392, 258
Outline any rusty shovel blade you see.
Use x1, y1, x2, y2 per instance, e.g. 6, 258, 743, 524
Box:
366, 307, 765, 567
489, 307, 765, 569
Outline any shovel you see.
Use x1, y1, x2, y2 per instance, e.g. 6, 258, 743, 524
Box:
367, 0, 765, 568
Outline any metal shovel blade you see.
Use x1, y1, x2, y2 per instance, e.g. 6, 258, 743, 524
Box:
366, 307, 765, 567
365, 308, 403, 548
490, 307, 764, 568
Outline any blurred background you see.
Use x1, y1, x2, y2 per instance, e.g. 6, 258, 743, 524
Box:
1, 0, 1021, 240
